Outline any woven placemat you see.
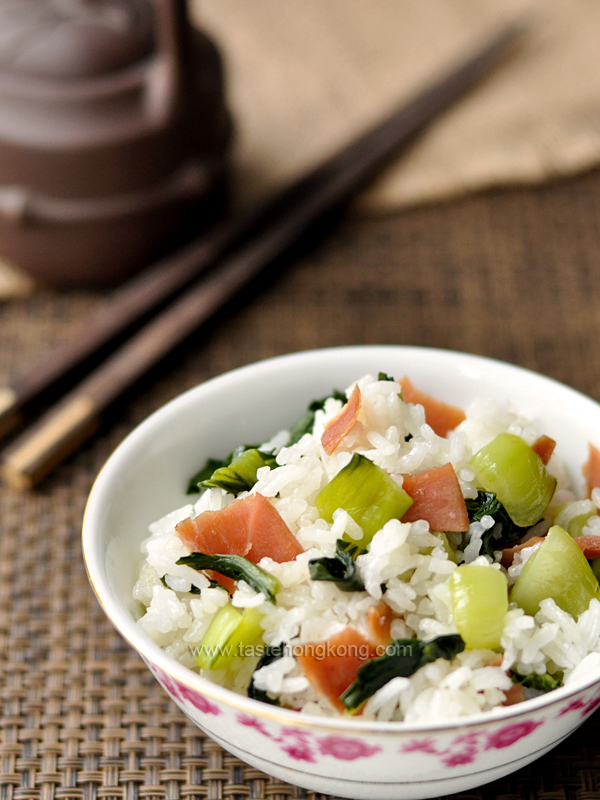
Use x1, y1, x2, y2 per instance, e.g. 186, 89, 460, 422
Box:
2, 169, 600, 799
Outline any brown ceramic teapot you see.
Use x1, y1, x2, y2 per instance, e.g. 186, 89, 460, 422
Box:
0, 0, 231, 286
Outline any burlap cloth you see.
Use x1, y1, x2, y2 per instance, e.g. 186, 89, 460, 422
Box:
195, 0, 600, 209
2, 162, 600, 798
2, 0, 600, 297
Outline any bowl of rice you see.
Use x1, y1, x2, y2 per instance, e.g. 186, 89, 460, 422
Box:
82, 346, 600, 799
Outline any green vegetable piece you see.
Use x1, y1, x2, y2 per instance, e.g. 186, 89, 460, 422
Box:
592, 558, 600, 583
308, 539, 365, 592
288, 390, 346, 445
465, 490, 505, 523
470, 432, 557, 527
449, 565, 508, 649
315, 453, 413, 548
218, 607, 263, 668
193, 448, 277, 495
341, 634, 464, 712
510, 525, 600, 617
196, 604, 241, 668
465, 491, 531, 557
187, 444, 266, 494
377, 372, 395, 382
512, 671, 563, 693
554, 500, 597, 538
187, 458, 224, 494
248, 643, 285, 705
177, 553, 281, 603
196, 605, 263, 670
569, 513, 596, 538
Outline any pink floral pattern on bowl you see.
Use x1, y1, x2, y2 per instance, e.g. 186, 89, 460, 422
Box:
147, 656, 600, 775
580, 689, 600, 716
318, 735, 381, 761
148, 663, 221, 715
148, 655, 600, 772
400, 720, 544, 768
485, 721, 542, 749
557, 686, 600, 718
237, 713, 381, 762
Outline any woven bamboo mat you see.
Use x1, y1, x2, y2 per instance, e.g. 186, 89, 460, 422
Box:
2, 168, 600, 799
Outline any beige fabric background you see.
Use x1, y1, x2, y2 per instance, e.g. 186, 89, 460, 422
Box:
197, 0, 600, 208
2, 0, 600, 297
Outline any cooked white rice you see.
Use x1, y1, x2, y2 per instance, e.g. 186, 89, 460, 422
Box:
133, 373, 600, 722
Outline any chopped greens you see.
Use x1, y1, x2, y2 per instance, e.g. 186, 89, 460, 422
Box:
315, 453, 413, 548
470, 432, 556, 527
308, 539, 366, 592
187, 445, 276, 495
187, 444, 253, 493
465, 491, 533, 557
449, 565, 507, 650
340, 634, 465, 712
466, 490, 506, 522
248, 644, 285, 705
199, 448, 276, 494
186, 458, 224, 493
196, 606, 263, 670
187, 381, 398, 493
511, 671, 563, 693
510, 525, 600, 617
287, 389, 346, 445
177, 553, 281, 602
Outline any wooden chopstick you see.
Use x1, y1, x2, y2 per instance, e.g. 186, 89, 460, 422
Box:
0, 23, 521, 490
0, 157, 357, 442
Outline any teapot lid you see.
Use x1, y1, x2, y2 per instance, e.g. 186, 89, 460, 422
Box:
0, 0, 154, 80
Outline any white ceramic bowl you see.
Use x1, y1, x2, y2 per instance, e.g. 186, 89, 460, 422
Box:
83, 346, 600, 800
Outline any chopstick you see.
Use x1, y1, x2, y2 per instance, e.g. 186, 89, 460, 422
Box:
0, 23, 521, 490
0, 158, 354, 441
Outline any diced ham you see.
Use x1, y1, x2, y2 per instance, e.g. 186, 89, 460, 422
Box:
531, 435, 556, 466
583, 443, 600, 498
500, 536, 546, 568
366, 601, 394, 648
486, 656, 525, 706
401, 463, 469, 532
502, 683, 526, 706
176, 493, 303, 590
575, 535, 600, 559
321, 385, 362, 455
399, 377, 466, 437
206, 572, 236, 593
295, 627, 377, 712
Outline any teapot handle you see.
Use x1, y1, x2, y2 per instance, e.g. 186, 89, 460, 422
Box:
144, 0, 189, 124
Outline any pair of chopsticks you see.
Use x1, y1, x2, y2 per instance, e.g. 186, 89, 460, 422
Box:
0, 24, 521, 490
